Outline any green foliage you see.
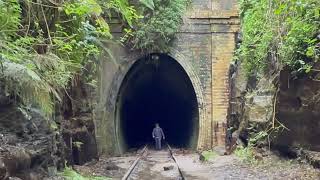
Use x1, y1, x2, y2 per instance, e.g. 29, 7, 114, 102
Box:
245, 119, 288, 150
238, 0, 320, 76
124, 0, 189, 52
107, 0, 141, 27
139, 0, 155, 10
235, 120, 289, 164
248, 130, 268, 146
201, 150, 218, 161
1, 60, 54, 114
0, 0, 137, 116
60, 167, 111, 180
64, 0, 102, 16
0, 0, 21, 38
234, 146, 258, 164
0, 0, 186, 116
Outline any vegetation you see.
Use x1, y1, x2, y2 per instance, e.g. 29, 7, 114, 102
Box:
0, 0, 137, 116
60, 167, 111, 180
234, 146, 258, 164
236, 121, 288, 164
0, 0, 188, 117
238, 0, 320, 77
201, 150, 218, 161
124, 0, 189, 52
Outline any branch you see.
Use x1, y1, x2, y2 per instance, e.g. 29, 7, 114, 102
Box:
40, 4, 53, 46
275, 118, 290, 131
272, 88, 279, 129
26, 0, 60, 8
25, 1, 31, 36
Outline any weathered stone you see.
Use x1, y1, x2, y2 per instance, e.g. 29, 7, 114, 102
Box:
163, 165, 174, 171
0, 146, 31, 176
273, 69, 320, 152
241, 76, 276, 124
212, 146, 226, 156
303, 150, 320, 168
0, 104, 61, 178
62, 114, 98, 165
96, 0, 240, 154
245, 94, 273, 123
105, 164, 119, 170
232, 62, 248, 98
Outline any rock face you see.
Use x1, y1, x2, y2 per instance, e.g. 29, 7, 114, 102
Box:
62, 114, 98, 165
0, 72, 99, 178
60, 79, 98, 165
230, 61, 320, 155
274, 70, 320, 151
229, 62, 276, 145
243, 78, 275, 124
0, 106, 61, 179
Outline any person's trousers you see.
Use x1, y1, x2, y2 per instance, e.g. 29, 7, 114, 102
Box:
155, 137, 161, 150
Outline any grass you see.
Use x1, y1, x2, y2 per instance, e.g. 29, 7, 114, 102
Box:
201, 150, 218, 161
59, 167, 111, 180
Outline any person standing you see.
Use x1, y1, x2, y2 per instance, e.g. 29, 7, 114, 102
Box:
152, 123, 165, 150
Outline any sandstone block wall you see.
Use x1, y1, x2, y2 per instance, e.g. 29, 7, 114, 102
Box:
95, 0, 239, 154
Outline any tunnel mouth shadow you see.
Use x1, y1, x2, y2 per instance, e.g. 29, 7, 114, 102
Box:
115, 54, 199, 152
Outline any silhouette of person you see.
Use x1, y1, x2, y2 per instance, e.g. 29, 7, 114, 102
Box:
152, 123, 165, 150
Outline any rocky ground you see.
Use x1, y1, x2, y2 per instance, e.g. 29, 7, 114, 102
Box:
71, 148, 320, 180
176, 151, 320, 180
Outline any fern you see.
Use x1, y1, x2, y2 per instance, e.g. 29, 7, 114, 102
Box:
1, 60, 53, 116
0, 0, 21, 37
0, 0, 137, 117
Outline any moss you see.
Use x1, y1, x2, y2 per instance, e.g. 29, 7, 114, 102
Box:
59, 167, 111, 180
201, 150, 218, 161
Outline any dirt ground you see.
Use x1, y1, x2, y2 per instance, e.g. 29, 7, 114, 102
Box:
73, 148, 320, 180
175, 153, 320, 180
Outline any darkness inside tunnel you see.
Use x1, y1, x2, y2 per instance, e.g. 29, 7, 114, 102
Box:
116, 54, 199, 151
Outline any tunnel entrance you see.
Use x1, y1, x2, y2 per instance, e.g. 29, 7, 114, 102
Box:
116, 54, 199, 151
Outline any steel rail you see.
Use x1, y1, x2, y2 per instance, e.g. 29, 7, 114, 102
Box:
166, 143, 186, 180
121, 145, 148, 180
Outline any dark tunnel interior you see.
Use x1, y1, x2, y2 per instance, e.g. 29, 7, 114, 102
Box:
116, 54, 199, 150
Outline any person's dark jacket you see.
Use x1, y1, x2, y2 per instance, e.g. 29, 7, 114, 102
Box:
152, 127, 165, 139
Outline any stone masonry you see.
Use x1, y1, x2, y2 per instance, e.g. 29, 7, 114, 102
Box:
94, 0, 239, 154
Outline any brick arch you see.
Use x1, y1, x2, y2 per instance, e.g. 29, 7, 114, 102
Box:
112, 52, 206, 152
167, 50, 207, 149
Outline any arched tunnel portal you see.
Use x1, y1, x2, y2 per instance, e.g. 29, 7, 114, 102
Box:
115, 54, 199, 152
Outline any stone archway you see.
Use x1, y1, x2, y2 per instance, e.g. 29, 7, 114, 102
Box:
112, 53, 205, 153
168, 50, 208, 149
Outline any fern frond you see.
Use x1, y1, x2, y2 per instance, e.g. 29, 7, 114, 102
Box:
1, 60, 53, 117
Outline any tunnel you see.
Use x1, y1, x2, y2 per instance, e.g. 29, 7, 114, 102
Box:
115, 54, 199, 151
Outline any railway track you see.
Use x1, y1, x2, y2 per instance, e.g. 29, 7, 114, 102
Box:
121, 144, 185, 180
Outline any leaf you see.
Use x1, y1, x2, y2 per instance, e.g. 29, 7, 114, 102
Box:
315, 7, 320, 18
139, 0, 155, 10
306, 47, 315, 57
86, 0, 102, 15
305, 66, 311, 73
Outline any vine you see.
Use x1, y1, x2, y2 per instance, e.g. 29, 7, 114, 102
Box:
123, 0, 190, 52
